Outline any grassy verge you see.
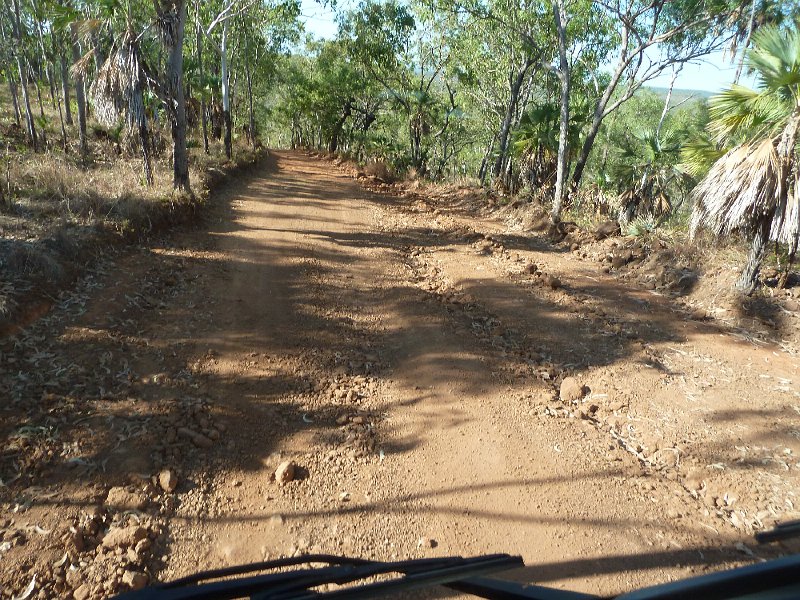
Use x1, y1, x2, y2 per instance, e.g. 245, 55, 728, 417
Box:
0, 106, 266, 334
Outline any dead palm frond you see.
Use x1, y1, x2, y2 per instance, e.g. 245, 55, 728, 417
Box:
689, 25, 800, 293
690, 138, 781, 237
89, 28, 154, 186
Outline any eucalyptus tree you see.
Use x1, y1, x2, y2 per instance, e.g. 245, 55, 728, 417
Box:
563, 0, 743, 213
728, 0, 796, 84
200, 0, 247, 159
8, 0, 39, 150
429, 0, 554, 185
341, 0, 450, 172
155, 0, 190, 191
233, 0, 302, 148
0, 3, 22, 128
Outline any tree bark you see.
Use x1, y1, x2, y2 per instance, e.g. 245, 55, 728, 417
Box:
478, 137, 495, 185
734, 0, 757, 85
34, 73, 46, 119
221, 19, 232, 159
159, 0, 191, 191
656, 66, 679, 139
736, 217, 770, 294
7, 75, 21, 128
71, 27, 88, 157
31, 0, 57, 112
56, 84, 68, 152
245, 50, 255, 147
550, 0, 571, 223
492, 57, 534, 183
59, 49, 73, 126
195, 6, 209, 154
329, 99, 352, 153
11, 0, 38, 151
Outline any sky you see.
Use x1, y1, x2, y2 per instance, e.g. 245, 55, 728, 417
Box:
298, 0, 755, 94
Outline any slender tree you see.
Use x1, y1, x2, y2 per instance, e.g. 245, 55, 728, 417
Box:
155, 0, 191, 191
9, 0, 39, 151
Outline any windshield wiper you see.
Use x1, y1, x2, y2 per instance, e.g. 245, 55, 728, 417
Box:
114, 553, 525, 600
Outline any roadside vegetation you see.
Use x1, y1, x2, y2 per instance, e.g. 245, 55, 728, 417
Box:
0, 0, 294, 330
0, 0, 798, 328
261, 0, 798, 296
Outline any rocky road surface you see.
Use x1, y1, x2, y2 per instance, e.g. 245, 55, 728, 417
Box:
1, 151, 799, 599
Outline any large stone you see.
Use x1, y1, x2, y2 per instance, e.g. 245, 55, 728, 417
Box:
102, 526, 149, 549
158, 469, 179, 493
177, 427, 214, 448
106, 487, 148, 511
593, 220, 620, 241
73, 584, 91, 600
559, 377, 585, 403
274, 461, 296, 485
122, 571, 149, 590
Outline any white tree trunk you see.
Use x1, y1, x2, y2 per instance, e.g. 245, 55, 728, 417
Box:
221, 20, 232, 159
551, 0, 570, 223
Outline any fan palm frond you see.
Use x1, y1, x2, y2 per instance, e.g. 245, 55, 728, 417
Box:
690, 138, 781, 238
680, 133, 728, 178
690, 25, 800, 293
707, 84, 790, 142
749, 25, 800, 91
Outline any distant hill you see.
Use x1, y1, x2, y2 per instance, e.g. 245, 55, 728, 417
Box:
644, 86, 715, 107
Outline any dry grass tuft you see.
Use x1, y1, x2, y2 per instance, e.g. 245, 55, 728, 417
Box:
364, 160, 394, 183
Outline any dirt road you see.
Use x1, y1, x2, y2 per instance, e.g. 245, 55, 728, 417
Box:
2, 151, 799, 599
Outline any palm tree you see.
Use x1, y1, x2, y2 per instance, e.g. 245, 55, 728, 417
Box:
90, 26, 154, 185
614, 125, 691, 226
513, 102, 583, 197
689, 25, 800, 294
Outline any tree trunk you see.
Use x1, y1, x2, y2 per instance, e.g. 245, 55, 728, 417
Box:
10, 0, 37, 151
71, 27, 88, 157
0, 22, 21, 127
56, 85, 68, 152
734, 0, 757, 85
34, 74, 46, 119
31, 0, 57, 112
478, 137, 495, 185
329, 99, 352, 153
568, 32, 633, 196
195, 8, 209, 154
221, 19, 232, 160
160, 0, 191, 191
58, 42, 73, 126
15, 63, 38, 153
550, 0, 571, 223
245, 52, 255, 147
736, 218, 770, 294
8, 75, 22, 128
492, 58, 533, 182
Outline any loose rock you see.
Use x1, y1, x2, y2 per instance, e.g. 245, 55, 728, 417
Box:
274, 461, 297, 485
158, 469, 179, 493
106, 487, 148, 511
73, 584, 91, 600
559, 377, 585, 403
102, 526, 149, 549
122, 571, 148, 590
